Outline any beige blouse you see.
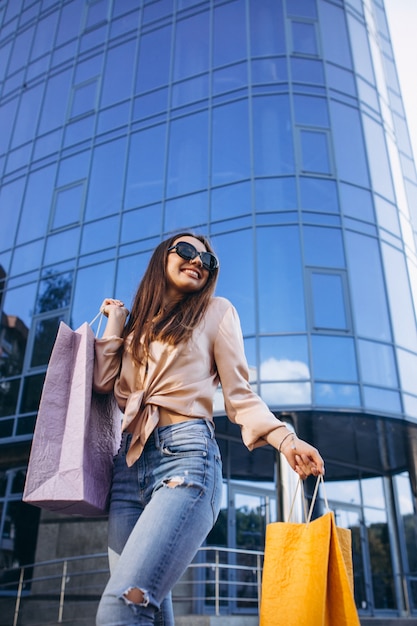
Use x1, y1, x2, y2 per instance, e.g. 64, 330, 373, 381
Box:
93, 296, 285, 466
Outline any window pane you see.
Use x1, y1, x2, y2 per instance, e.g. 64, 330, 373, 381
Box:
250, 0, 285, 56
125, 125, 166, 209
0, 178, 25, 251
43, 228, 80, 266
85, 137, 127, 219
0, 379, 20, 418
339, 183, 374, 222
38, 69, 72, 134
259, 335, 310, 380
52, 183, 85, 229
347, 14, 374, 84
166, 111, 208, 197
312, 335, 357, 381
20, 374, 45, 414
358, 340, 397, 388
397, 349, 417, 395
173, 11, 209, 80
303, 226, 345, 267
345, 232, 391, 341
17, 165, 55, 244
135, 26, 172, 92
10, 84, 44, 148
311, 272, 347, 330
253, 96, 294, 176
164, 191, 208, 232
291, 57, 324, 83
291, 21, 317, 55
255, 177, 297, 212
30, 315, 64, 368
315, 383, 360, 408
71, 261, 115, 329
363, 386, 401, 414
212, 100, 250, 185
318, 1, 352, 67
260, 381, 311, 406
213, 1, 246, 67
294, 95, 329, 127
101, 40, 136, 107
300, 130, 331, 174
80, 216, 119, 255
299, 178, 338, 213
362, 115, 395, 201
35, 271, 73, 314
121, 207, 162, 243
330, 101, 369, 187
71, 79, 98, 117
257, 226, 305, 332
212, 181, 252, 221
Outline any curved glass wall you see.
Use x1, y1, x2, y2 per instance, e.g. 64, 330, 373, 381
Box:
1, 0, 417, 618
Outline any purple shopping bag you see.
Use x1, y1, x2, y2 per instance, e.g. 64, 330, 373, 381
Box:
23, 321, 121, 516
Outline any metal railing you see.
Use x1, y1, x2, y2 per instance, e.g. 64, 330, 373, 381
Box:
0, 546, 264, 625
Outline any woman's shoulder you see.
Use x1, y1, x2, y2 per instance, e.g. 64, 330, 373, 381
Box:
208, 296, 235, 314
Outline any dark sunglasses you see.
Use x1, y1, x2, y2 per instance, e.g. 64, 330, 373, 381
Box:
168, 241, 219, 272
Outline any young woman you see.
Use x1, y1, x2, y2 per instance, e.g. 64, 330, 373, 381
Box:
94, 232, 324, 626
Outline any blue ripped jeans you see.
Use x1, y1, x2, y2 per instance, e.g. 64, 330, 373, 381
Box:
96, 419, 223, 626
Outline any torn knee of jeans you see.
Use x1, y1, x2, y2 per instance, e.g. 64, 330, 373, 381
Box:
121, 586, 150, 607
163, 475, 185, 488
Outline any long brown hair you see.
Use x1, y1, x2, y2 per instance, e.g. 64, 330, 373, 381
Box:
124, 232, 219, 364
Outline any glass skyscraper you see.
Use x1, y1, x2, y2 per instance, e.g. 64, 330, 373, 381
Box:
1, 0, 417, 620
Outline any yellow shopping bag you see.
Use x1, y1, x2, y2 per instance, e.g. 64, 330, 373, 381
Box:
260, 477, 360, 626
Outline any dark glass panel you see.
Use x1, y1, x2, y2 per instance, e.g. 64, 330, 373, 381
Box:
81, 216, 119, 255
259, 335, 310, 381
329, 101, 369, 187
314, 383, 360, 408
311, 335, 357, 381
345, 231, 391, 341
43, 228, 80, 266
252, 95, 294, 176
250, 0, 285, 56
166, 110, 208, 197
52, 182, 85, 230
294, 95, 329, 127
212, 100, 250, 185
173, 11, 209, 80
20, 373, 45, 414
211, 181, 252, 221
303, 226, 345, 267
213, 1, 246, 67
30, 315, 64, 368
291, 21, 318, 56
35, 271, 73, 314
85, 137, 127, 219
16, 165, 55, 244
299, 177, 338, 213
135, 25, 172, 92
318, 1, 352, 67
362, 115, 395, 201
358, 339, 397, 388
101, 40, 136, 107
0, 178, 25, 251
10, 83, 44, 148
212, 229, 255, 335
300, 130, 331, 175
71, 261, 115, 329
291, 57, 324, 84
255, 177, 297, 212
310, 272, 348, 330
0, 379, 20, 418
38, 69, 73, 134
256, 226, 306, 332
164, 192, 208, 233
339, 183, 374, 222
125, 125, 166, 209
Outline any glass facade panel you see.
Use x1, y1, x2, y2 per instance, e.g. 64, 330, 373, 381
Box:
330, 100, 369, 187
256, 226, 305, 333
291, 21, 318, 56
174, 11, 209, 80
311, 335, 357, 381
213, 1, 246, 67
339, 183, 374, 222
101, 40, 136, 107
314, 383, 360, 408
52, 183, 85, 230
345, 231, 391, 341
259, 335, 310, 381
125, 125, 166, 209
363, 386, 402, 414
310, 272, 348, 330
249, 0, 285, 56
255, 177, 297, 212
85, 137, 127, 219
299, 177, 338, 213
362, 115, 395, 201
303, 226, 345, 267
300, 129, 331, 174
167, 111, 208, 197
136, 25, 172, 92
318, 1, 352, 67
293, 95, 329, 127
252, 96, 294, 175
16, 165, 55, 245
212, 181, 252, 221
212, 100, 250, 185
358, 339, 398, 388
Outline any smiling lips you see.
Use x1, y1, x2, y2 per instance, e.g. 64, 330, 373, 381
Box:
182, 267, 202, 280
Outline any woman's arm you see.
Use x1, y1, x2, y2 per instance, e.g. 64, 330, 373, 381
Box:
100, 298, 129, 337
93, 298, 129, 393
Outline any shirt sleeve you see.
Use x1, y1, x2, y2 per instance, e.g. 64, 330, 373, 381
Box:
213, 304, 285, 450
93, 336, 124, 394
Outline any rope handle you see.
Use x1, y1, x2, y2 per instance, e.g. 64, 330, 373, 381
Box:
287, 475, 330, 524
89, 311, 104, 338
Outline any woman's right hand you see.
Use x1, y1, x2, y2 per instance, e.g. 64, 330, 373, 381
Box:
100, 298, 129, 318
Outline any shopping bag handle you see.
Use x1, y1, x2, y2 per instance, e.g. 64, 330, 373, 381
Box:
89, 311, 104, 337
288, 475, 331, 524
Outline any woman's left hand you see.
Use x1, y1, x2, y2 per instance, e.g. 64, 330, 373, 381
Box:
280, 436, 325, 479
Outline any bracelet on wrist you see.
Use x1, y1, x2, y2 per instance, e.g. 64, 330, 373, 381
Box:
278, 431, 296, 453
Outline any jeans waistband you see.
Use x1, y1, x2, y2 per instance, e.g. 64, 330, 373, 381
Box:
120, 419, 215, 454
